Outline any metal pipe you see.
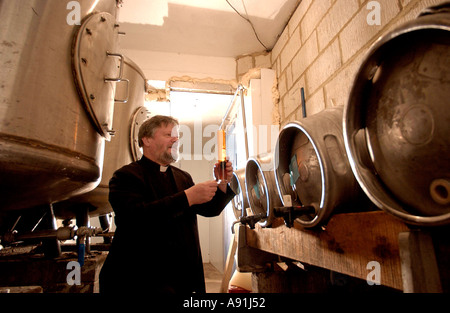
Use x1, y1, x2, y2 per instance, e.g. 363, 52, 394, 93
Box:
42, 204, 61, 258
9, 216, 21, 232
9, 226, 101, 242
218, 84, 249, 162
301, 87, 307, 118
98, 214, 112, 244
76, 207, 90, 255
170, 87, 235, 95
239, 85, 250, 160
169, 80, 235, 97
16, 229, 61, 241
219, 86, 241, 130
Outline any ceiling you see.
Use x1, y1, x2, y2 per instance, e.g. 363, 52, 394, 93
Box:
118, 0, 301, 57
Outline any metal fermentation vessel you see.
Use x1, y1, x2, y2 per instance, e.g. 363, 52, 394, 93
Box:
53, 56, 149, 220
0, 1, 122, 221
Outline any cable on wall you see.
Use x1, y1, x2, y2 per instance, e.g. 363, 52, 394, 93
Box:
225, 0, 269, 52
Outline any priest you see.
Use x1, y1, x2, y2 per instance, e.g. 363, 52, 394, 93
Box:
99, 115, 235, 294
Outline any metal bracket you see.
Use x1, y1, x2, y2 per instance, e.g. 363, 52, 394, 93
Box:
114, 78, 129, 103
104, 51, 124, 82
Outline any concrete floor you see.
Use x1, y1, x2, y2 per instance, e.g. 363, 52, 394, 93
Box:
203, 263, 223, 293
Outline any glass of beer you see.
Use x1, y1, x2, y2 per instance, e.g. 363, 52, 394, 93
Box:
217, 129, 227, 182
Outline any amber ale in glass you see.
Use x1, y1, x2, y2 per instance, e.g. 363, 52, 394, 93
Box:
217, 129, 227, 182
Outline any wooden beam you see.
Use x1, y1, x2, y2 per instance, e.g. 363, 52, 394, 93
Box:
220, 232, 237, 293
399, 230, 443, 293
244, 211, 409, 290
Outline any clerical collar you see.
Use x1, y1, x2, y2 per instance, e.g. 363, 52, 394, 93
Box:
140, 155, 170, 172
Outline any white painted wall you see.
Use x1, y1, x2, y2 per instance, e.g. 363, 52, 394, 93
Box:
245, 69, 279, 158
174, 158, 223, 267
119, 48, 236, 81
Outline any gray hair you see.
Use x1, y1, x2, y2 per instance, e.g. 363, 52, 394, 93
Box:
138, 115, 179, 147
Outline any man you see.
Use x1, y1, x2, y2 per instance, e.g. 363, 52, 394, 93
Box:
99, 115, 235, 294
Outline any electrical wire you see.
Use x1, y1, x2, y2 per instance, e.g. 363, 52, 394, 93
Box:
225, 0, 269, 51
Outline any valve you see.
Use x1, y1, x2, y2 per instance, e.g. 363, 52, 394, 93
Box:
274, 205, 317, 228
75, 226, 102, 267
231, 213, 267, 233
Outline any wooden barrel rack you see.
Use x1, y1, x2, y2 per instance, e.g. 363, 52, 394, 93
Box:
234, 210, 450, 293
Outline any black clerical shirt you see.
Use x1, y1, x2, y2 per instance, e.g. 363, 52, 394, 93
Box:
99, 156, 235, 294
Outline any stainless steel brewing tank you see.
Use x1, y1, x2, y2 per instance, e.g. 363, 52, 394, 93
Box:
245, 153, 282, 227
230, 168, 249, 220
274, 107, 366, 228
53, 56, 149, 219
0, 0, 120, 213
343, 4, 450, 226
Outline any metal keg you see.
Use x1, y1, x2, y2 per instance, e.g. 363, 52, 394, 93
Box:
53, 56, 149, 219
0, 0, 122, 214
343, 3, 450, 226
230, 168, 249, 220
245, 153, 282, 227
274, 107, 365, 228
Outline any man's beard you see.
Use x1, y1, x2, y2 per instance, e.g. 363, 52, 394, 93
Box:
160, 146, 178, 165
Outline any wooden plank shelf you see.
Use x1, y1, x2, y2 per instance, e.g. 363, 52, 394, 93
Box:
239, 211, 410, 291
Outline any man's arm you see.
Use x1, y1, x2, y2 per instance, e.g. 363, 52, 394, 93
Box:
193, 184, 236, 218
109, 168, 191, 225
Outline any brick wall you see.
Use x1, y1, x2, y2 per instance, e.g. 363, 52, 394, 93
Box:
238, 0, 445, 127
